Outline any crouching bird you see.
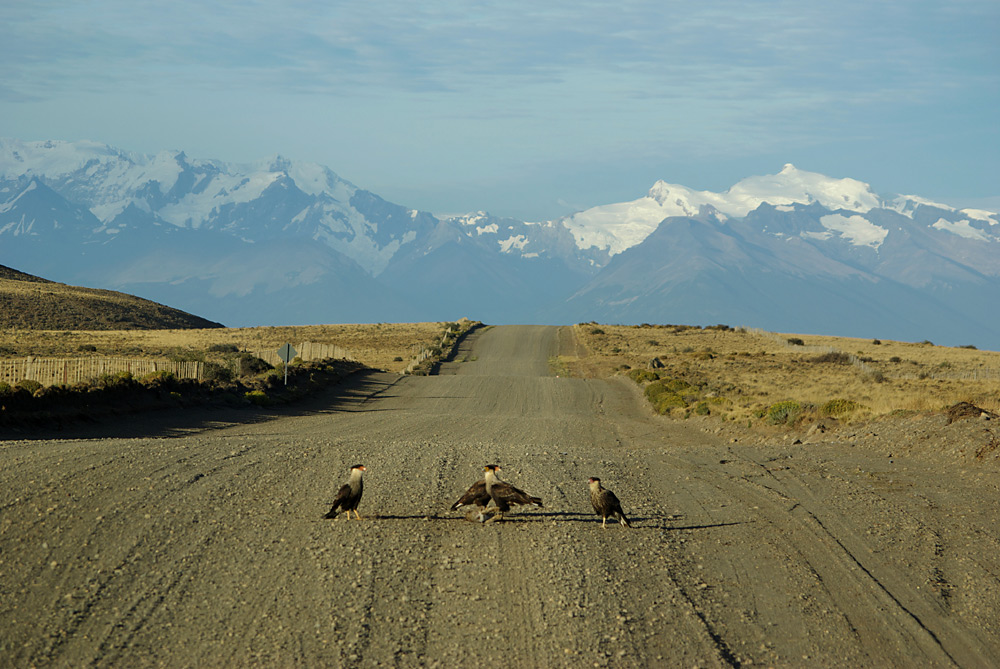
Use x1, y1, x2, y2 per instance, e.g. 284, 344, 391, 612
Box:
588, 477, 631, 528
324, 464, 365, 520
450, 476, 491, 516
483, 464, 542, 521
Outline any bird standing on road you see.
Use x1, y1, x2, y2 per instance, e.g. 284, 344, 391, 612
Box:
324, 464, 365, 520
483, 464, 543, 520
451, 476, 491, 513
588, 477, 631, 528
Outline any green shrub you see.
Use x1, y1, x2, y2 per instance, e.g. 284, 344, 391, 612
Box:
141, 370, 175, 383
237, 354, 272, 376
645, 377, 695, 414
627, 369, 658, 383
0, 381, 12, 397
245, 390, 269, 406
94, 372, 134, 389
812, 352, 851, 364
15, 379, 44, 395
766, 400, 802, 425
655, 393, 687, 414
208, 343, 239, 353
653, 377, 691, 394
822, 398, 864, 418
202, 362, 233, 384
787, 338, 805, 346
694, 401, 711, 416
644, 381, 667, 402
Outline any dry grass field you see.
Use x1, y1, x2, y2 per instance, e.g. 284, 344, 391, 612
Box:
565, 323, 1000, 427
4, 316, 996, 426
0, 321, 460, 375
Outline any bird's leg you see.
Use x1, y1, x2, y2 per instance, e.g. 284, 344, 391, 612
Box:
602, 516, 607, 528
353, 510, 363, 520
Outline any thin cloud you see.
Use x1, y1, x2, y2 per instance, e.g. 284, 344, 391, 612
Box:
1, 0, 996, 218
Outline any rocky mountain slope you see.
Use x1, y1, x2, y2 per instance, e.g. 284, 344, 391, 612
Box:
1, 139, 997, 348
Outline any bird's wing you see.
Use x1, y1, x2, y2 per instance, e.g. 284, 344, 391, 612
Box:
493, 481, 542, 507
604, 490, 625, 514
605, 490, 631, 526
330, 482, 352, 509
323, 482, 353, 518
451, 479, 487, 509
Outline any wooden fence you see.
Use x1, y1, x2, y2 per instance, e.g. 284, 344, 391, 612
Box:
0, 357, 205, 387
0, 341, 358, 388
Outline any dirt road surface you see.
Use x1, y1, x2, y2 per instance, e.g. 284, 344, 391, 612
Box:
2, 325, 999, 667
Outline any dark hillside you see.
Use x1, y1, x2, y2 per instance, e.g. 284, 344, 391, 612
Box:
0, 265, 53, 283
0, 265, 224, 330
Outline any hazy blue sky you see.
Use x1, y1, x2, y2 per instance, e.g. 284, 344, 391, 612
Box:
3, 1, 997, 220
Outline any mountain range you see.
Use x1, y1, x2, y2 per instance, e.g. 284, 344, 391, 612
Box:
2, 139, 998, 349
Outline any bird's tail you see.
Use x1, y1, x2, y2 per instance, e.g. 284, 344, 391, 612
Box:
323, 503, 341, 519
530, 496, 543, 507
619, 512, 631, 528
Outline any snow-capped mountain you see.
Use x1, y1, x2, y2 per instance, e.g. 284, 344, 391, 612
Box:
2, 138, 998, 349
558, 204, 1000, 348
560, 162, 998, 256
0, 138, 441, 275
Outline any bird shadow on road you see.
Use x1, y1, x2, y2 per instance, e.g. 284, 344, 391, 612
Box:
340, 510, 745, 532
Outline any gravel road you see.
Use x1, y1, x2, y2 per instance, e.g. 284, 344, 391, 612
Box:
2, 325, 999, 667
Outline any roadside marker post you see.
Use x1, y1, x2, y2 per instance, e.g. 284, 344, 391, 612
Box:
277, 343, 297, 385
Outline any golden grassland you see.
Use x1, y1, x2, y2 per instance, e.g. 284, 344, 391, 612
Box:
565, 323, 1000, 425
0, 322, 455, 375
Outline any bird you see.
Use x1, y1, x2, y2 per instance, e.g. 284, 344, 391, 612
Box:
450, 477, 491, 514
324, 464, 365, 520
588, 477, 631, 528
453, 482, 495, 522
483, 465, 543, 520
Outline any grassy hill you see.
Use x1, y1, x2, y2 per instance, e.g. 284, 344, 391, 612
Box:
0, 265, 224, 330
